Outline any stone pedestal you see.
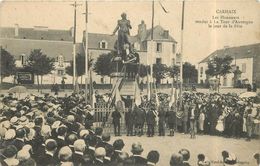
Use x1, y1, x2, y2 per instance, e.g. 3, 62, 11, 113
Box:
110, 56, 124, 86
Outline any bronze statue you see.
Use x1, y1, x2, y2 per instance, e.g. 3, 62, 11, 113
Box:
112, 13, 132, 56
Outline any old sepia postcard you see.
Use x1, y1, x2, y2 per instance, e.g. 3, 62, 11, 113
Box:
0, 0, 259, 166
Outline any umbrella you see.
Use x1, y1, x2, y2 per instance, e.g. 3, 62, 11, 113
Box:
239, 92, 257, 98
8, 86, 28, 98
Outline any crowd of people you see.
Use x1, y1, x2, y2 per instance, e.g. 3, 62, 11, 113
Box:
109, 91, 260, 141
0, 91, 259, 166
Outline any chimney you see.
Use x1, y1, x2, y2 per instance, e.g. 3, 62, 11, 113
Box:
163, 30, 169, 39
15, 24, 19, 37
138, 20, 147, 42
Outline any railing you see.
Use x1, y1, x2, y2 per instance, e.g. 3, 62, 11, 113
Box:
93, 103, 159, 135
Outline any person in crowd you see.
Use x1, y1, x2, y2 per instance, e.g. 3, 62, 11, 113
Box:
179, 149, 191, 166
253, 153, 260, 166
244, 108, 254, 141
37, 139, 59, 166
93, 147, 106, 165
127, 142, 147, 165
12, 128, 26, 151
1, 145, 19, 166
72, 139, 87, 166
146, 150, 160, 166
146, 107, 156, 137
112, 107, 122, 136
125, 106, 134, 136
134, 105, 145, 137
170, 153, 183, 166
166, 105, 176, 136
17, 149, 36, 166
197, 154, 210, 166
158, 102, 167, 136
221, 150, 238, 166
111, 139, 125, 162
198, 109, 205, 134
57, 146, 73, 165
189, 103, 198, 139
183, 101, 190, 134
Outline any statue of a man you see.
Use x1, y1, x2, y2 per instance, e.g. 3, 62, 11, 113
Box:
112, 13, 132, 56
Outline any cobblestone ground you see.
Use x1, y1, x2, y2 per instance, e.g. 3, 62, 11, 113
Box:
110, 133, 260, 166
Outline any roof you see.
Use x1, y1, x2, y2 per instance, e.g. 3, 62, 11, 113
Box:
85, 33, 138, 50
1, 38, 83, 61
144, 25, 177, 43
0, 27, 73, 41
199, 43, 260, 64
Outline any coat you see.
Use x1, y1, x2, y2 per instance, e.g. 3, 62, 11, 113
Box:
112, 110, 121, 124
146, 110, 156, 125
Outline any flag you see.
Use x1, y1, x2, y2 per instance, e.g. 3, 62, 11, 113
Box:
92, 93, 96, 107
155, 92, 160, 107
134, 81, 142, 106
147, 77, 151, 101
115, 87, 121, 103
159, 1, 170, 13
169, 88, 176, 107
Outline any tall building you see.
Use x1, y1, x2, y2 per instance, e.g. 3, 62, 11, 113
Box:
198, 43, 260, 87
0, 21, 177, 84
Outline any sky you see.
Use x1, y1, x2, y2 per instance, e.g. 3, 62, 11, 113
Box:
0, 0, 259, 65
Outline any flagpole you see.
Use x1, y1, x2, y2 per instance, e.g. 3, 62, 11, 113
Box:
179, 0, 185, 108
85, 1, 88, 103
150, 0, 155, 100
72, 1, 77, 91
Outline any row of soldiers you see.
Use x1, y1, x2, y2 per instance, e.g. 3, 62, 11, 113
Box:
111, 101, 177, 137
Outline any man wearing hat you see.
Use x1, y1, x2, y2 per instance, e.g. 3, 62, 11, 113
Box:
1, 145, 19, 166
146, 109, 156, 137
111, 139, 125, 162
128, 142, 147, 165
12, 128, 26, 151
112, 107, 122, 136
93, 147, 106, 165
146, 150, 160, 166
72, 139, 87, 166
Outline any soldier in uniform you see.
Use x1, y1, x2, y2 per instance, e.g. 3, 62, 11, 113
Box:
112, 107, 122, 136
146, 106, 156, 137
158, 102, 167, 136
125, 106, 134, 136
166, 105, 176, 136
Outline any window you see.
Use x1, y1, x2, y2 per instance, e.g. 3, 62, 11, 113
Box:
172, 58, 175, 65
57, 70, 64, 76
242, 63, 246, 73
200, 67, 203, 75
156, 58, 162, 64
172, 44, 176, 54
58, 55, 64, 67
20, 54, 26, 65
200, 80, 204, 84
99, 40, 107, 49
156, 43, 162, 52
41, 37, 44, 40
223, 76, 227, 86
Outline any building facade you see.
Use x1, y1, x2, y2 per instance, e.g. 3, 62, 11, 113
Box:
198, 43, 260, 87
1, 21, 177, 84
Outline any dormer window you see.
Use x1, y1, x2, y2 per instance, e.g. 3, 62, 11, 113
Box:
41, 37, 44, 40
99, 40, 107, 49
